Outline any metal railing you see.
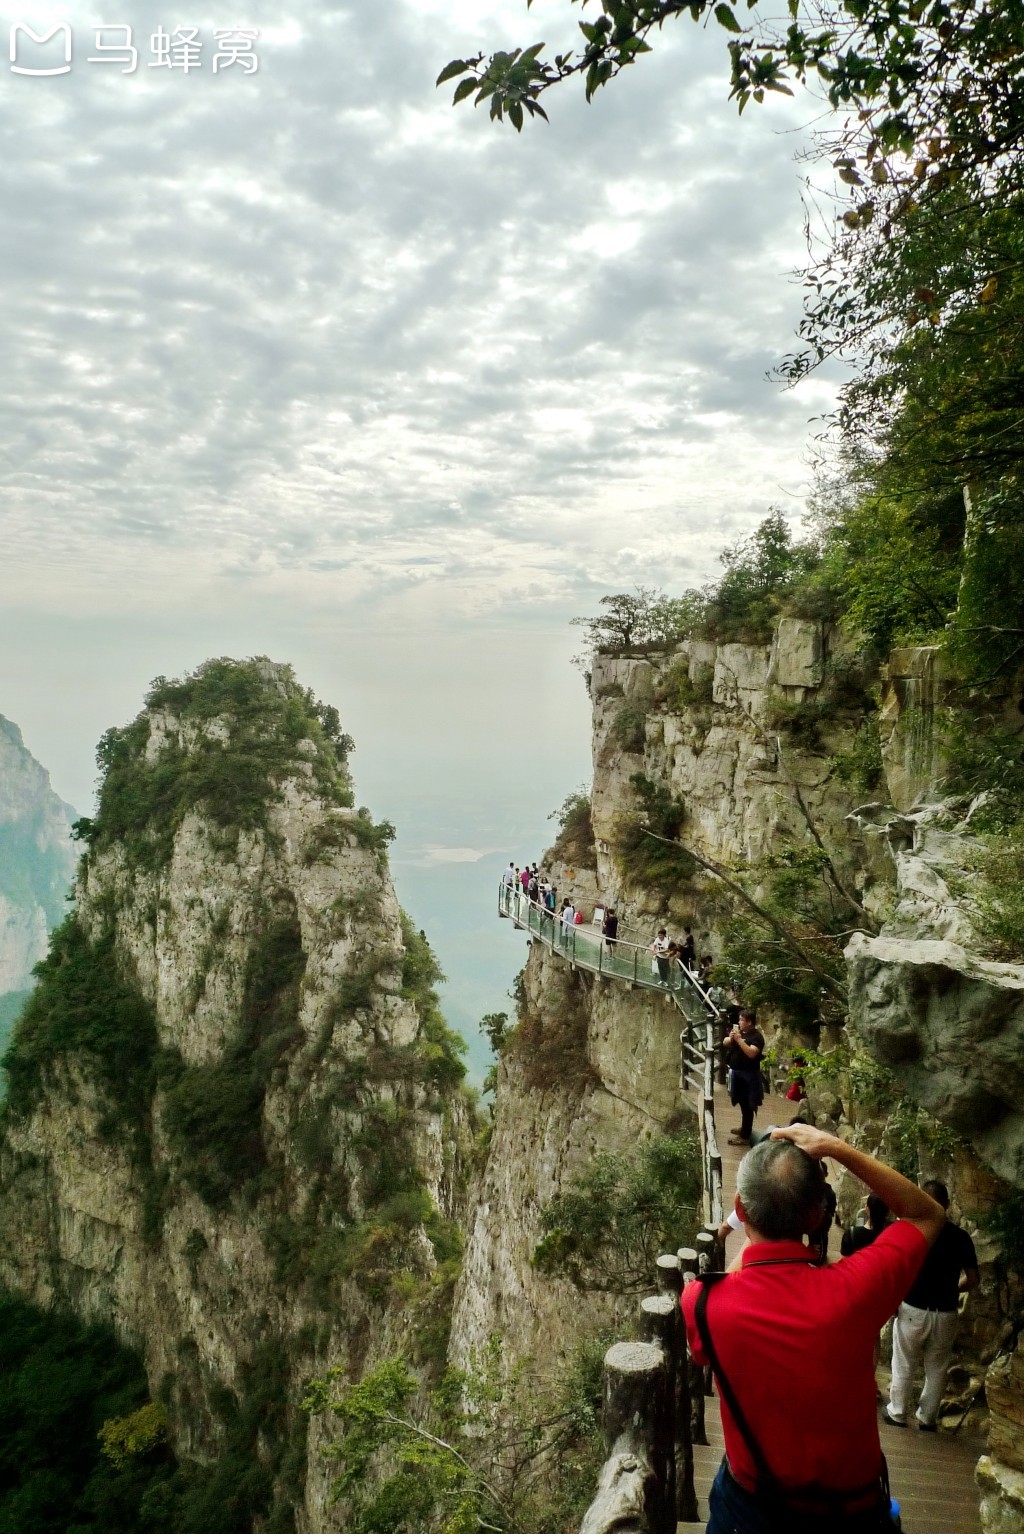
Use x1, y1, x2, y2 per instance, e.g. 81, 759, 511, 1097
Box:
497, 880, 721, 1011
497, 877, 727, 1530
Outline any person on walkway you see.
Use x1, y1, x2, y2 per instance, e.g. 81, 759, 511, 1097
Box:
786, 1054, 808, 1104
650, 928, 670, 984
602, 908, 619, 950
808, 1174, 838, 1266
885, 1180, 979, 1432
680, 926, 697, 970
520, 865, 531, 895
527, 872, 539, 902
726, 1007, 764, 1145
502, 862, 514, 889
842, 1195, 890, 1258
682, 1124, 945, 1534
559, 898, 576, 944
698, 953, 714, 988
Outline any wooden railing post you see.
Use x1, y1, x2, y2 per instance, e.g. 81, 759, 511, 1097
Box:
579, 1341, 673, 1534
641, 1287, 698, 1525
676, 1247, 708, 1448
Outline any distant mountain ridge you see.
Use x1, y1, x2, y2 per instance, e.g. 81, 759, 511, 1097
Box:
0, 714, 77, 996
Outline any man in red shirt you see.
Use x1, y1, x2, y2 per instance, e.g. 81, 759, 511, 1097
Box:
681, 1122, 945, 1533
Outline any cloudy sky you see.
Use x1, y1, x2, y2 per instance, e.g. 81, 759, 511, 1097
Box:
0, 0, 839, 1068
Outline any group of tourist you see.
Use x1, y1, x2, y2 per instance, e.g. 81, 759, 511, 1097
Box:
647, 925, 715, 987
500, 860, 589, 941
502, 860, 562, 914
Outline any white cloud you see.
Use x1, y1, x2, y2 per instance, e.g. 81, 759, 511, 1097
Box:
0, 0, 843, 826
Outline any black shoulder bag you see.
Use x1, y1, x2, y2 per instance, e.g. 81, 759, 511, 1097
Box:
693, 1269, 898, 1532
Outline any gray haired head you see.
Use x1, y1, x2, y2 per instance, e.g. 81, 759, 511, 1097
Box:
736, 1138, 828, 1242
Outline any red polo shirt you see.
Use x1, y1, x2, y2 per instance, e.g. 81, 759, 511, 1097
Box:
681, 1221, 927, 1494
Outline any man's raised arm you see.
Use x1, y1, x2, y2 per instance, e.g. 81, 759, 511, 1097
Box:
773, 1123, 946, 1247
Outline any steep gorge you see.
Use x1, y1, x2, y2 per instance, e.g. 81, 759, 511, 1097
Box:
0, 660, 474, 1532
453, 616, 1024, 1532
4, 635, 1024, 1532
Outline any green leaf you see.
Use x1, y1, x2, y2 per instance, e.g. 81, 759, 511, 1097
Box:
435, 59, 468, 86
452, 77, 476, 104
714, 4, 744, 33
509, 101, 524, 131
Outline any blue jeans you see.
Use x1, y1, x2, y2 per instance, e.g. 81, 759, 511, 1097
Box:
707, 1463, 896, 1534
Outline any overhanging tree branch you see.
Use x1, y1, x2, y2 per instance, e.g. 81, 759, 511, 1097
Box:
641, 828, 847, 1000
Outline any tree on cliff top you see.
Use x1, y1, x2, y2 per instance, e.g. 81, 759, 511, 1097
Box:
439, 2, 1024, 403
438, 1, 1024, 199
571, 512, 821, 667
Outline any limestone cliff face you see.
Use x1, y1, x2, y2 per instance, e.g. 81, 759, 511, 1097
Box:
452, 618, 876, 1369
0, 661, 473, 1532
588, 622, 882, 930
450, 942, 684, 1369
462, 618, 1024, 1528
0, 715, 77, 994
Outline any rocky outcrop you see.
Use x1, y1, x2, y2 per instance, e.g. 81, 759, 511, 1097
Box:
878, 647, 949, 813
0, 661, 473, 1533
848, 930, 1024, 1188
589, 622, 878, 920
846, 812, 1024, 1189
0, 714, 77, 993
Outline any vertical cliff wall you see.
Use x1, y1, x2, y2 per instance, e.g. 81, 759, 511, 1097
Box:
459, 619, 1024, 1530
0, 660, 474, 1533
452, 619, 879, 1370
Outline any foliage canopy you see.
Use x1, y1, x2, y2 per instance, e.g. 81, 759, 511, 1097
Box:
534, 1131, 701, 1290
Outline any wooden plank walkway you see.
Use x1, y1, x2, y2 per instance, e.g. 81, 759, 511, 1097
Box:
687, 1084, 983, 1532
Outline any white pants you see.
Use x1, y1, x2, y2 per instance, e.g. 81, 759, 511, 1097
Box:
888, 1301, 959, 1425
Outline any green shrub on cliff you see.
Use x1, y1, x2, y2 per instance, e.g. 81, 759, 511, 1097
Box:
2, 916, 158, 1135
613, 772, 693, 897
534, 1132, 701, 1292
162, 907, 307, 1207
548, 787, 597, 871
305, 1337, 606, 1534
399, 915, 467, 1089
77, 658, 356, 871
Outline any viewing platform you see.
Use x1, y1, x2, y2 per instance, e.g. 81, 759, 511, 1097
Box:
497, 881, 711, 1028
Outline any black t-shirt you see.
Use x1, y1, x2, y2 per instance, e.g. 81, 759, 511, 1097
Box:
841, 1223, 883, 1258
726, 1027, 764, 1072
904, 1222, 978, 1311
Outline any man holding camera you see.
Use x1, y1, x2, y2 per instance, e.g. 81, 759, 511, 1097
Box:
725, 1006, 765, 1146
681, 1122, 945, 1533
